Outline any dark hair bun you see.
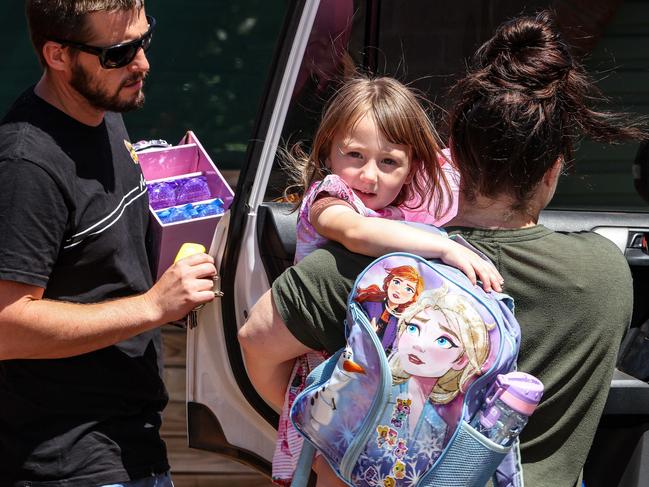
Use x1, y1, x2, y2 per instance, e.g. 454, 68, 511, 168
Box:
448, 9, 647, 209
503, 19, 549, 54
477, 10, 571, 89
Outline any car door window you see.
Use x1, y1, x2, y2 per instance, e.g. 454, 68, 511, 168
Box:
267, 0, 649, 211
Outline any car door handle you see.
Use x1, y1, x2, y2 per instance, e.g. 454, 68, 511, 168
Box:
625, 231, 649, 266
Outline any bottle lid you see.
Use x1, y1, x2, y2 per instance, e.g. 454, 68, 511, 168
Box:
495, 372, 544, 416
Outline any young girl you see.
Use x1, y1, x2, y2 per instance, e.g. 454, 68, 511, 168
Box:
272, 76, 503, 485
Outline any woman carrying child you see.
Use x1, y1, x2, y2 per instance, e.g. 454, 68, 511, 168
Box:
242, 10, 647, 487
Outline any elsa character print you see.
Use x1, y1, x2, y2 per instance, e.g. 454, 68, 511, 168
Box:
353, 285, 494, 485
390, 285, 493, 436
356, 265, 424, 354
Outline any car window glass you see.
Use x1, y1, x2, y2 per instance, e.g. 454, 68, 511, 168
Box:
125, 2, 288, 182
266, 0, 364, 201
268, 0, 649, 211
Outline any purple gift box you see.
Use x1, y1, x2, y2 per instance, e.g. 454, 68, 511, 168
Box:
137, 131, 234, 279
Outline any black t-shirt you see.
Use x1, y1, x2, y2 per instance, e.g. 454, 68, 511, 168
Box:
0, 89, 169, 485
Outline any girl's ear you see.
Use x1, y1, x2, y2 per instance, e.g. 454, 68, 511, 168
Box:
451, 353, 469, 371
404, 160, 419, 185
321, 157, 332, 174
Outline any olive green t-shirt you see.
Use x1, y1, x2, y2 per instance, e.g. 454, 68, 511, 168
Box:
272, 225, 633, 487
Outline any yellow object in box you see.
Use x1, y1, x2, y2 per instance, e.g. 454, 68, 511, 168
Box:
174, 243, 206, 264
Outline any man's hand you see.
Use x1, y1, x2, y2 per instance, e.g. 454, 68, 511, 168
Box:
0, 252, 216, 360
145, 252, 217, 324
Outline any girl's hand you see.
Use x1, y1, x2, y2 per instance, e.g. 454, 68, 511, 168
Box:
438, 240, 504, 292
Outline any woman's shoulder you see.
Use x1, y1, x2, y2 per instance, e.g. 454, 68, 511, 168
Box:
547, 229, 631, 280
552, 229, 625, 257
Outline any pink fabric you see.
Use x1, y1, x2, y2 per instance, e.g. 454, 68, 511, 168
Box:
272, 351, 328, 485
401, 149, 460, 226
294, 174, 404, 262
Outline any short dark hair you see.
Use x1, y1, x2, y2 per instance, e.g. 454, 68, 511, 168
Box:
449, 10, 648, 210
26, 0, 145, 67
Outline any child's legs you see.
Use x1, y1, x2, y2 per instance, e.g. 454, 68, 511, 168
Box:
238, 290, 313, 409
272, 354, 310, 482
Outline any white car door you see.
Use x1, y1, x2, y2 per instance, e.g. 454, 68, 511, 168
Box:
185, 0, 320, 474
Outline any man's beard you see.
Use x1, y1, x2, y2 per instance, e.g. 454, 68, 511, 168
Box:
70, 62, 146, 113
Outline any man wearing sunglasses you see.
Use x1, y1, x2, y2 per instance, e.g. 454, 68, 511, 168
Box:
0, 2, 217, 486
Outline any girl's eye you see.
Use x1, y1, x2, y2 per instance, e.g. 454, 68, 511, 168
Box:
381, 158, 399, 166
392, 278, 401, 286
406, 324, 420, 335
347, 151, 363, 159
436, 336, 458, 349
405, 286, 414, 294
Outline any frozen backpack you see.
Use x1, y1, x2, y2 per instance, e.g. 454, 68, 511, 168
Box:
289, 250, 524, 487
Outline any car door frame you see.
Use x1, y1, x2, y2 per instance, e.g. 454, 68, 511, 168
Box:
186, 0, 321, 475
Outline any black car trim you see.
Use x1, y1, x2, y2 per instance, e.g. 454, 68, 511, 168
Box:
187, 401, 272, 476
363, 0, 381, 71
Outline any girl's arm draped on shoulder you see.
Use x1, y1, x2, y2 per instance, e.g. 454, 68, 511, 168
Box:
310, 196, 503, 292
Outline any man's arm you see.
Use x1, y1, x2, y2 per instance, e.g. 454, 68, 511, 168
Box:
0, 252, 216, 360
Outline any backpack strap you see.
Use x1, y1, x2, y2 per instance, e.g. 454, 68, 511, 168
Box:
290, 440, 317, 487
492, 290, 515, 313
290, 351, 345, 486
451, 234, 517, 314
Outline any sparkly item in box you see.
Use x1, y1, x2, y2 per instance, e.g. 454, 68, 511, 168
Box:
137, 131, 234, 278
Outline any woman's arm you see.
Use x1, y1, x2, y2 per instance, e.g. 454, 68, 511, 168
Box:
311, 197, 503, 291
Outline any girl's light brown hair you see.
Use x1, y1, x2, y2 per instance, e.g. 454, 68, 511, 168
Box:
285, 76, 451, 218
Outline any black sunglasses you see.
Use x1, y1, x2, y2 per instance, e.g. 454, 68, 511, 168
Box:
53, 15, 156, 69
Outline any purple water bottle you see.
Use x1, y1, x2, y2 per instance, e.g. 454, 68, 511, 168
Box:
471, 372, 544, 446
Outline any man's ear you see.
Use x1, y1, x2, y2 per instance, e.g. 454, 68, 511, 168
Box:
41, 41, 71, 72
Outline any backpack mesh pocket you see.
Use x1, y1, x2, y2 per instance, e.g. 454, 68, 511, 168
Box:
419, 420, 509, 487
